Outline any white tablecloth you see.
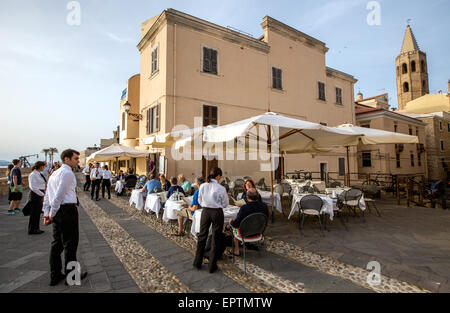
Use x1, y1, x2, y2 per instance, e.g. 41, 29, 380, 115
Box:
190, 205, 240, 236
129, 189, 145, 210
162, 196, 194, 222
115, 181, 124, 194
238, 191, 282, 213
144, 192, 167, 216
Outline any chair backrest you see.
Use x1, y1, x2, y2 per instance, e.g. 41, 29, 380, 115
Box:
299, 195, 323, 212
239, 213, 268, 238
330, 181, 342, 188
308, 186, 315, 194
302, 185, 310, 193
234, 179, 245, 187
345, 188, 363, 201
274, 184, 283, 195
125, 176, 137, 188
256, 178, 265, 186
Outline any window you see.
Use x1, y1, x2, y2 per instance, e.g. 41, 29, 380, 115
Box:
202, 47, 218, 75
439, 121, 443, 131
394, 124, 398, 132
151, 46, 159, 74
403, 82, 409, 92
362, 152, 372, 168
411, 61, 416, 72
338, 158, 345, 176
402, 63, 408, 74
409, 126, 413, 135
318, 82, 326, 101
203, 105, 218, 126
410, 153, 415, 167
272, 67, 283, 90
416, 127, 419, 137
122, 112, 126, 131
335, 87, 343, 105
146, 104, 160, 134
418, 153, 422, 167
396, 154, 401, 168
441, 140, 445, 152
421, 60, 425, 72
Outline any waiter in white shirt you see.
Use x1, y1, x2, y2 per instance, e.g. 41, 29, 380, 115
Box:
43, 149, 87, 286
90, 162, 103, 201
101, 165, 112, 199
193, 167, 229, 273
26, 161, 47, 234
82, 163, 92, 192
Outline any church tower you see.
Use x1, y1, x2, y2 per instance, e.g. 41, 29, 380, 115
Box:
395, 25, 429, 110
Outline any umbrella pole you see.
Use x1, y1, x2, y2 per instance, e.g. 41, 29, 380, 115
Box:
346, 146, 350, 187
268, 125, 275, 224
116, 157, 119, 175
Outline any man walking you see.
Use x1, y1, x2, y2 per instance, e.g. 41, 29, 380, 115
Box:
43, 149, 87, 286
90, 162, 102, 201
82, 163, 92, 191
8, 159, 23, 215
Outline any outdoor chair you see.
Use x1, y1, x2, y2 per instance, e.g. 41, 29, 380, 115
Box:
256, 178, 267, 191
298, 195, 324, 234
233, 179, 245, 199
342, 188, 365, 221
330, 181, 342, 188
280, 183, 292, 214
364, 196, 381, 217
232, 213, 268, 273
123, 177, 138, 196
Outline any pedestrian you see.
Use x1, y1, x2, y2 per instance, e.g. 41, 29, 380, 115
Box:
42, 161, 50, 181
82, 163, 92, 191
43, 149, 87, 286
25, 161, 47, 235
193, 167, 228, 273
101, 165, 112, 199
160, 174, 171, 191
90, 162, 102, 201
6, 164, 14, 210
8, 159, 23, 215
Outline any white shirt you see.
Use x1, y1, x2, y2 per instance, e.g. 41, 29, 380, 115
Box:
90, 167, 103, 179
102, 170, 112, 180
42, 164, 50, 180
82, 166, 91, 175
29, 170, 47, 197
43, 164, 77, 217
198, 179, 229, 209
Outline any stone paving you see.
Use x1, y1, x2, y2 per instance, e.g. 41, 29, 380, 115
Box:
1, 176, 448, 293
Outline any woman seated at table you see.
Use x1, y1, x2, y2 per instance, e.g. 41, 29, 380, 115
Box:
226, 188, 268, 257
160, 174, 171, 192
174, 177, 205, 236
242, 179, 262, 204
166, 176, 185, 199
141, 173, 162, 194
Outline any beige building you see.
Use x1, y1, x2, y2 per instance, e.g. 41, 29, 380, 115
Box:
79, 146, 101, 168
355, 94, 427, 176
120, 9, 358, 181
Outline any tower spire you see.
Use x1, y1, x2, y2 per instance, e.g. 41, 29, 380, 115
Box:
401, 25, 419, 53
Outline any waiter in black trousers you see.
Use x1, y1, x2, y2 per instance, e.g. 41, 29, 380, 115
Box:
90, 162, 102, 201
193, 167, 228, 273
43, 149, 87, 286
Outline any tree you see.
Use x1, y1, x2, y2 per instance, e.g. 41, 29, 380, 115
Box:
48, 147, 59, 165
41, 148, 50, 162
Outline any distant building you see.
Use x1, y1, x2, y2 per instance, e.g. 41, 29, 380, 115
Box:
355, 93, 427, 176
79, 146, 101, 168
101, 129, 120, 149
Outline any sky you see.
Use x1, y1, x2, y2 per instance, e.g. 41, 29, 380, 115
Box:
0, 0, 449, 163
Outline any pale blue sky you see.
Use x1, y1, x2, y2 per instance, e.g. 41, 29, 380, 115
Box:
0, 0, 448, 162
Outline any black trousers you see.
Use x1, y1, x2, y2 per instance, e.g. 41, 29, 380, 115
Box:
194, 208, 224, 270
28, 191, 43, 233
83, 175, 91, 191
49, 204, 79, 277
91, 179, 101, 199
102, 179, 111, 198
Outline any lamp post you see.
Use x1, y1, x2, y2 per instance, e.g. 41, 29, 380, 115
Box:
123, 101, 142, 121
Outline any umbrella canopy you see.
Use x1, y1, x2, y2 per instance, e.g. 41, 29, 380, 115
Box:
141, 126, 211, 148
87, 143, 148, 162
202, 112, 362, 153
336, 124, 419, 145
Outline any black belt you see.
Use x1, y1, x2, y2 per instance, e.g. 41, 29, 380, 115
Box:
203, 207, 223, 210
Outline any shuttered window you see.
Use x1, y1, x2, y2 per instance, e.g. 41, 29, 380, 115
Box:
338, 158, 345, 176
203, 105, 218, 126
335, 87, 342, 104
151, 46, 158, 74
318, 82, 326, 101
146, 104, 161, 134
203, 47, 218, 75
272, 67, 282, 90
362, 152, 372, 167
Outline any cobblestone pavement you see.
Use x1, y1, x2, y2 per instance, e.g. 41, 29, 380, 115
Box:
1, 176, 447, 293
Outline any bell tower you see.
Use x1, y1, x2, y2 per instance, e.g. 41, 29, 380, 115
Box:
395, 25, 429, 110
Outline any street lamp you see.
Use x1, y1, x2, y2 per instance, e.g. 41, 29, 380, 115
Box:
123, 101, 142, 121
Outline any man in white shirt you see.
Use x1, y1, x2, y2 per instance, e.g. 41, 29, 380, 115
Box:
90, 162, 103, 201
43, 149, 87, 286
82, 163, 92, 192
193, 167, 229, 273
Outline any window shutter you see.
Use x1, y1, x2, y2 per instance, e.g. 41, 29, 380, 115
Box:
203, 47, 210, 73
151, 50, 155, 73
156, 104, 160, 132
272, 67, 277, 88
211, 49, 218, 74
154, 47, 158, 72
146, 109, 150, 134
212, 106, 217, 125
203, 105, 209, 126
277, 69, 282, 89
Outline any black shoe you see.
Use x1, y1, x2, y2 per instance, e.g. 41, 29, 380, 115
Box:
50, 273, 66, 286
108, 197, 111, 200
96, 198, 100, 201
209, 264, 218, 273
64, 271, 88, 286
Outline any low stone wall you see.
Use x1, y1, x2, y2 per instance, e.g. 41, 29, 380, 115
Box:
0, 168, 32, 177
0, 176, 29, 196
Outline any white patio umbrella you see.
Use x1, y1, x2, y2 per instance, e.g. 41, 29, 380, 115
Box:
336, 124, 419, 186
87, 143, 149, 174
201, 112, 363, 222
